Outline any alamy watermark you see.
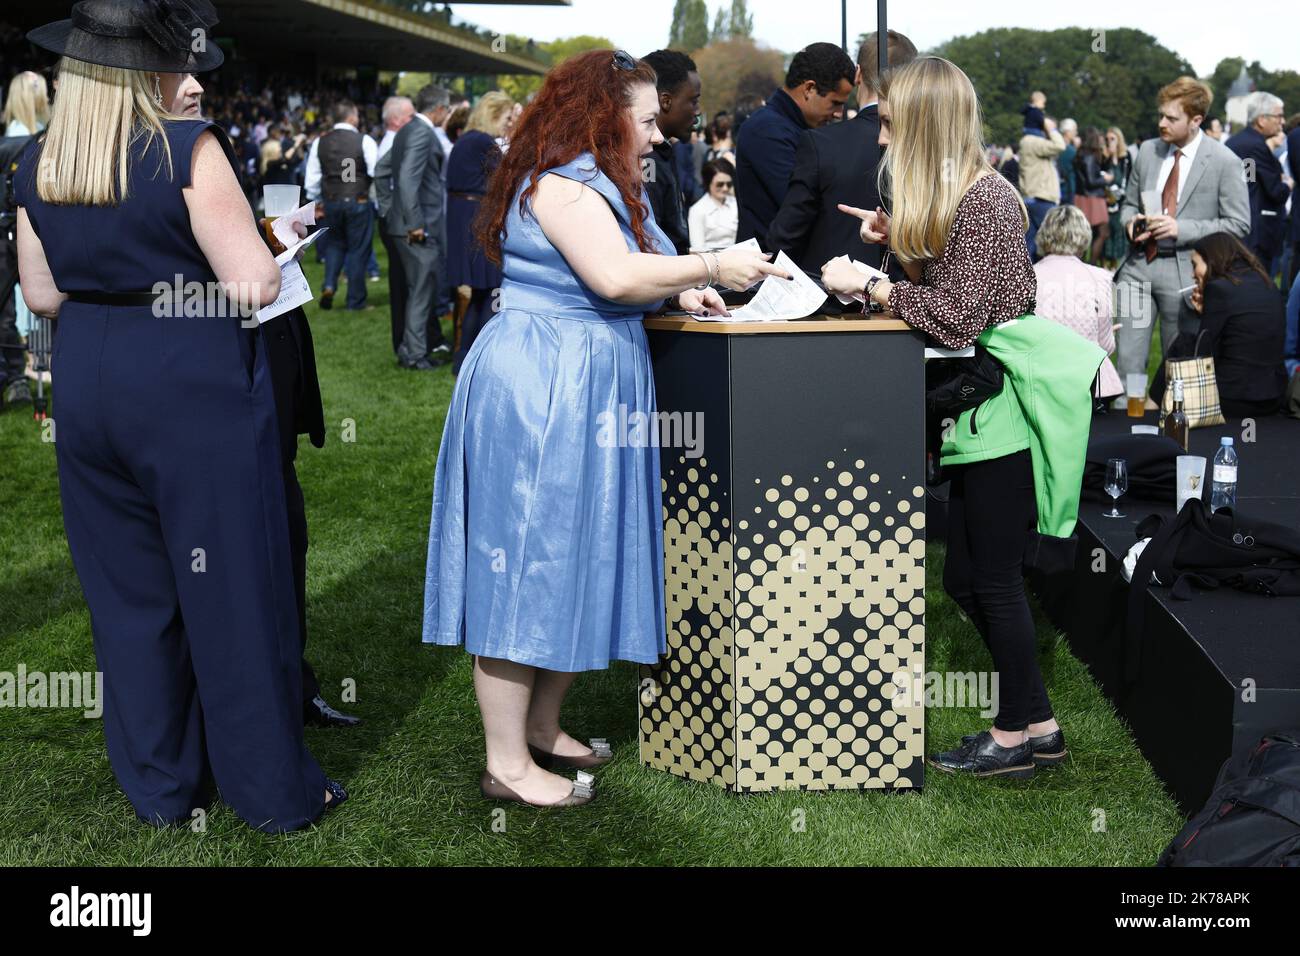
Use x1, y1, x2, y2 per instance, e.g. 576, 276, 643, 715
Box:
596, 403, 704, 458
0, 665, 102, 718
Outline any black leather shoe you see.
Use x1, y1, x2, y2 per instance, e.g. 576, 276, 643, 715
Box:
1028, 728, 1069, 767
961, 728, 1069, 767
323, 777, 349, 813
930, 730, 1036, 778
304, 695, 363, 728
319, 288, 334, 310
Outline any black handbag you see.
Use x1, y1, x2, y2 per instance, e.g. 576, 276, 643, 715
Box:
924, 345, 1005, 486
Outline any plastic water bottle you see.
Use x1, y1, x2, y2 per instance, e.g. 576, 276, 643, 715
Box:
1210, 437, 1238, 513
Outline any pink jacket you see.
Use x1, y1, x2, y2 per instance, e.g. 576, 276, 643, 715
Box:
1033, 254, 1124, 398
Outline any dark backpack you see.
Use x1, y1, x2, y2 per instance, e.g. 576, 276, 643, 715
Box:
1158, 731, 1300, 866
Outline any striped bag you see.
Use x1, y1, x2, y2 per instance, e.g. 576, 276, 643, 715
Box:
1159, 331, 1225, 429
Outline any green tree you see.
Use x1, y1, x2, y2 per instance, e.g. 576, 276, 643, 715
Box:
692, 37, 784, 118
711, 5, 728, 43
668, 0, 689, 48
933, 27, 1193, 146
681, 0, 710, 53
728, 0, 754, 39
1208, 57, 1246, 122
496, 35, 614, 104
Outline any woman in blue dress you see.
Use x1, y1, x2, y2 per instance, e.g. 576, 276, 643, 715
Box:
423, 50, 783, 807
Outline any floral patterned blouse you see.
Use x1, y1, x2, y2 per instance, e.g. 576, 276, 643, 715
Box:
887, 172, 1037, 349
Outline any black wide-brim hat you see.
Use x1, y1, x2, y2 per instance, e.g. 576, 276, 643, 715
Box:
28, 0, 225, 73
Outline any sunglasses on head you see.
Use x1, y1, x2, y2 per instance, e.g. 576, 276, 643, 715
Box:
612, 50, 636, 72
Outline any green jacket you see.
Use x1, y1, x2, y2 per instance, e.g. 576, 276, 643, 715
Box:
940, 314, 1105, 538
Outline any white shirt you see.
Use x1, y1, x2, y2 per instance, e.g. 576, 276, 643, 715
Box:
1155, 129, 1204, 208
411, 113, 452, 182
304, 122, 378, 200
687, 193, 738, 251
377, 128, 396, 159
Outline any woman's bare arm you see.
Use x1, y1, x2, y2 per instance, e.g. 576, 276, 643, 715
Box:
16, 208, 65, 318
532, 173, 785, 302
184, 130, 281, 312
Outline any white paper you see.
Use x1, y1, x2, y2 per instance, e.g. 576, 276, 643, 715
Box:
271, 201, 318, 249
274, 226, 328, 266
255, 259, 313, 324
695, 249, 825, 322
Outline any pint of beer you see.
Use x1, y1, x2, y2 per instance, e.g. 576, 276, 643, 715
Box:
1126, 373, 1147, 418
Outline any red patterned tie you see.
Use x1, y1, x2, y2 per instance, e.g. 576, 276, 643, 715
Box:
1145, 148, 1180, 263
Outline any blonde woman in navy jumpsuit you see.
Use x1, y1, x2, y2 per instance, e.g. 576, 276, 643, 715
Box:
16, 0, 345, 832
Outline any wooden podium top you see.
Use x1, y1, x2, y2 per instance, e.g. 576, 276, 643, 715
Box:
644, 314, 912, 335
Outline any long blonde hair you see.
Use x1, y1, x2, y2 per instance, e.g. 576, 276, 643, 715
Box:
466, 91, 514, 138
1106, 125, 1128, 162
37, 57, 181, 206
880, 56, 1027, 262
2, 71, 50, 134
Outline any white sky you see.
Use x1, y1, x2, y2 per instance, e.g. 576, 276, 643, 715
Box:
454, 0, 1293, 77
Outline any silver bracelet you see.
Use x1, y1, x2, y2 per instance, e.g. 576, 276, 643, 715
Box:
708, 252, 720, 286
691, 252, 711, 290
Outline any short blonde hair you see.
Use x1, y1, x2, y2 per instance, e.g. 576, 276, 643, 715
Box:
467, 91, 515, 138
1036, 204, 1092, 258
1158, 76, 1212, 123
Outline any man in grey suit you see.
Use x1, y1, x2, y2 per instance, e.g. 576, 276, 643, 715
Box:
389, 85, 453, 370
375, 95, 415, 356
1115, 76, 1250, 404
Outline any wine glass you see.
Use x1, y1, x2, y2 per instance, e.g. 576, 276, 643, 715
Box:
1104, 458, 1128, 518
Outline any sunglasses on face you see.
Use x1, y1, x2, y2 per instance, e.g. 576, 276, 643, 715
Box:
714, 180, 733, 190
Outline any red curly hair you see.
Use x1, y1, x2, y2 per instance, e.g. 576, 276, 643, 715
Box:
474, 50, 659, 265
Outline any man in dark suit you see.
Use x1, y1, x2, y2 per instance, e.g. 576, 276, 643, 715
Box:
641, 49, 701, 256
1226, 92, 1291, 266
734, 42, 856, 246
766, 30, 917, 274
389, 84, 452, 370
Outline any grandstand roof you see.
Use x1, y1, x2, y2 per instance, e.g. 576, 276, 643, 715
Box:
5, 0, 562, 75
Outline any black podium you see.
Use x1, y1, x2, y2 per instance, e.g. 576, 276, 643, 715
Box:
638, 316, 928, 792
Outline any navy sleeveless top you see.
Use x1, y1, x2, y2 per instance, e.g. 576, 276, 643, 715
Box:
16, 118, 241, 293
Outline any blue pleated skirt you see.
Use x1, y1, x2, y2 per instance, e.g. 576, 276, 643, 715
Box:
422, 308, 667, 672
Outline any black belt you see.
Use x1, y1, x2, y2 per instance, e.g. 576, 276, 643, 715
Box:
67, 291, 158, 306
449, 191, 482, 202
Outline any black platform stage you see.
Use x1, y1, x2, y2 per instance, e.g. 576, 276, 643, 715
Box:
1032, 408, 1300, 814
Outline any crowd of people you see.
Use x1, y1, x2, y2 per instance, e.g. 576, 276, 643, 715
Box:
5, 0, 1300, 826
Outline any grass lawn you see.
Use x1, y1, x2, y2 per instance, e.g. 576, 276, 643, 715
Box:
0, 242, 1184, 866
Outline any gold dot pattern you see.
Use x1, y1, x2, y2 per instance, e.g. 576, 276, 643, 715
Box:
640, 455, 925, 793
639, 455, 737, 787
734, 461, 925, 791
